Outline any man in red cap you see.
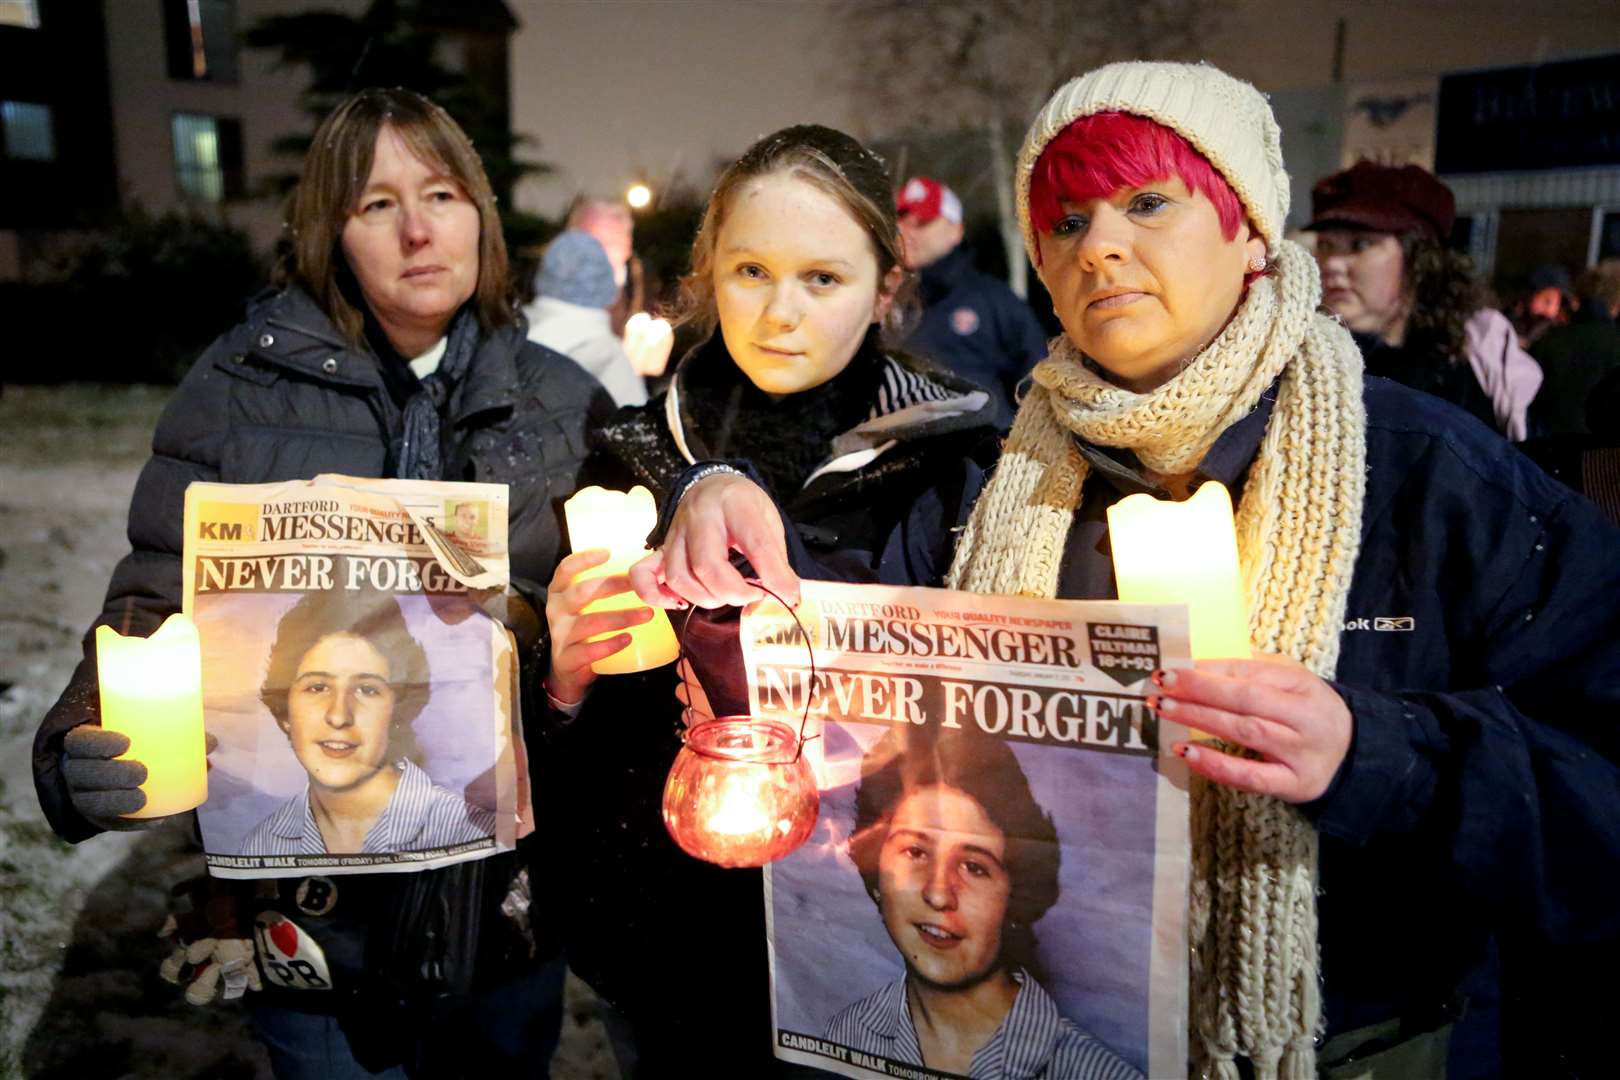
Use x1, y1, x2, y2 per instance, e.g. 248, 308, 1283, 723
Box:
897, 176, 1048, 431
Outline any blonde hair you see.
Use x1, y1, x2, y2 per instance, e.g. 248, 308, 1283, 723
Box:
673, 125, 909, 340
279, 88, 513, 345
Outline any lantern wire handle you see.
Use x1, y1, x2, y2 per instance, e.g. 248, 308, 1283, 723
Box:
675, 579, 819, 764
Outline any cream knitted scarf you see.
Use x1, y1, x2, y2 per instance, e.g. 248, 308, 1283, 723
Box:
946, 240, 1367, 1080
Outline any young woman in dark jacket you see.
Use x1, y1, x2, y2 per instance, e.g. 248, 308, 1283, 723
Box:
536, 125, 998, 1075
32, 89, 613, 1079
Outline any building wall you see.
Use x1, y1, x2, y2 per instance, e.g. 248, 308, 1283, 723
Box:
0, 0, 118, 271
1227, 0, 1620, 93
100, 0, 367, 258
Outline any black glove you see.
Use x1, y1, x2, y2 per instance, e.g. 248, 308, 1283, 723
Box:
62, 725, 166, 832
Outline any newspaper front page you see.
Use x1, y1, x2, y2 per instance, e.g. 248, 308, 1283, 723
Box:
182, 475, 527, 879
745, 581, 1192, 1080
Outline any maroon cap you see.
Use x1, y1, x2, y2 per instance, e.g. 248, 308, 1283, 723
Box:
1308, 161, 1456, 243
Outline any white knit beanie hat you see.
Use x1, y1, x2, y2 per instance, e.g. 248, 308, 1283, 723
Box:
1015, 61, 1290, 265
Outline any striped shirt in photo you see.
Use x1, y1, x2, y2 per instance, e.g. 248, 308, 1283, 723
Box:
240, 759, 496, 856
823, 968, 1142, 1080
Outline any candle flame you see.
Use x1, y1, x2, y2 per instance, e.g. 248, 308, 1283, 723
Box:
705, 776, 773, 837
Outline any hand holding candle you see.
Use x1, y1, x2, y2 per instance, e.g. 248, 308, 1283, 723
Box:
1149, 658, 1353, 803
544, 549, 660, 703
87, 613, 209, 820
1107, 481, 1354, 797
1108, 481, 1249, 745
560, 486, 679, 676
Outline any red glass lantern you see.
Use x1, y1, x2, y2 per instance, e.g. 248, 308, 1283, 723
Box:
662, 717, 819, 868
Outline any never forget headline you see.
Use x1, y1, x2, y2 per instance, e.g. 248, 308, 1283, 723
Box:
193, 553, 468, 595
756, 664, 1155, 755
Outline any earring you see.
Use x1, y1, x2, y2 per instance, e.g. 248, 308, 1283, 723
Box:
1248, 255, 1267, 272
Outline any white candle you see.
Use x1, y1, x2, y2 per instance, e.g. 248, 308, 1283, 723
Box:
1106, 481, 1251, 661
622, 312, 674, 378
95, 613, 209, 817
562, 485, 679, 674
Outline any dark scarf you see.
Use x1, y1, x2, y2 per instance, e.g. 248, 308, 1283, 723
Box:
395, 308, 483, 481
679, 327, 887, 500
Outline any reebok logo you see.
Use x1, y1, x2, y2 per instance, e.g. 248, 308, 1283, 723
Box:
1343, 616, 1416, 632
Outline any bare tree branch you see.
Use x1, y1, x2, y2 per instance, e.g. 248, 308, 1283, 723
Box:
833, 0, 1227, 294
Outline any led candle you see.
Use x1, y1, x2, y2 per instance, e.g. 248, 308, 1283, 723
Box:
1106, 480, 1252, 661
95, 613, 208, 817
623, 313, 674, 377
562, 485, 679, 674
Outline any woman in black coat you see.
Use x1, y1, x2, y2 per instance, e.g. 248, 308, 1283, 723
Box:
537, 125, 999, 1076
33, 88, 612, 1079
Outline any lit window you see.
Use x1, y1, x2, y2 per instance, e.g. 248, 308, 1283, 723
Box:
1600, 211, 1620, 262
0, 1, 40, 29
173, 113, 244, 202
2, 101, 54, 161
164, 0, 238, 82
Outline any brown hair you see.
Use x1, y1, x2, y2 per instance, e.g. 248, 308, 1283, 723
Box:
672, 124, 910, 340
259, 588, 430, 766
278, 87, 513, 346
1401, 233, 1482, 367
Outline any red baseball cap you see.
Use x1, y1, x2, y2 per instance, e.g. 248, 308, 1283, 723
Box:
896, 176, 963, 226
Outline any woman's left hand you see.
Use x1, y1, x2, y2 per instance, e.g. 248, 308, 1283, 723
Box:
1151, 656, 1352, 803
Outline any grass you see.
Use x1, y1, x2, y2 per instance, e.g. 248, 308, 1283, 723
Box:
0, 384, 174, 467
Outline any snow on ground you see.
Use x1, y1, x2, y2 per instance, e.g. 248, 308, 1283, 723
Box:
0, 386, 619, 1078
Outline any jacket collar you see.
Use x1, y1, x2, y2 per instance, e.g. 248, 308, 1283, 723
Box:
662, 329, 993, 479
245, 287, 523, 425
918, 245, 974, 303
244, 287, 379, 388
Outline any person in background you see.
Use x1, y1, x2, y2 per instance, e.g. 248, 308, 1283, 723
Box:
1528, 258, 1620, 438
566, 197, 634, 292
35, 87, 612, 1079
567, 195, 673, 380
1519, 262, 1578, 349
897, 176, 1049, 430
524, 229, 648, 406
567, 197, 639, 327
1309, 161, 1542, 438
